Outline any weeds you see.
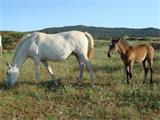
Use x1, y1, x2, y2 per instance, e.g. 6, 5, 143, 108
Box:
0, 40, 160, 119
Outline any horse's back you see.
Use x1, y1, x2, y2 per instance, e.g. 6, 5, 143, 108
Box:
26, 31, 88, 61
135, 44, 154, 55
132, 44, 154, 62
57, 31, 88, 44
32, 31, 87, 43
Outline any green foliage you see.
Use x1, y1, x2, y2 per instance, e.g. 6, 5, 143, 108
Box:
0, 31, 26, 50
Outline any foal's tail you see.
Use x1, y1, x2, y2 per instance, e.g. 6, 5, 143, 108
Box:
84, 32, 94, 60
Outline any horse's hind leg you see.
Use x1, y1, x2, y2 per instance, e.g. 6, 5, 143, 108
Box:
75, 55, 85, 83
148, 59, 153, 84
79, 55, 95, 85
41, 60, 55, 79
142, 59, 148, 83
129, 64, 133, 81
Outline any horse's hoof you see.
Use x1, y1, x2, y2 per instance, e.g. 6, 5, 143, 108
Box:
150, 81, 153, 84
143, 80, 146, 84
53, 80, 59, 86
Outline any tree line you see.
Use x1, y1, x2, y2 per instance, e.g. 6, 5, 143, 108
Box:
0, 25, 160, 50
40, 25, 160, 39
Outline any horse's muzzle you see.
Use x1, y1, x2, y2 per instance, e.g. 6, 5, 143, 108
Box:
5, 79, 14, 88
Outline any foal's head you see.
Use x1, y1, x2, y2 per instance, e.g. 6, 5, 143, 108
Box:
5, 63, 19, 87
107, 38, 120, 58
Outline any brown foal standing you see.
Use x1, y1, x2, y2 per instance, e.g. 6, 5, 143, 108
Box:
107, 38, 155, 84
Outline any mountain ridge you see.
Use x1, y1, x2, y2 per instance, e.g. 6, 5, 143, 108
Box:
39, 25, 160, 39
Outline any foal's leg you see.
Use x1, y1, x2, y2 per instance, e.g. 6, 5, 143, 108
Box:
125, 65, 130, 84
41, 60, 55, 79
148, 59, 153, 84
129, 61, 134, 81
124, 60, 133, 84
142, 59, 148, 83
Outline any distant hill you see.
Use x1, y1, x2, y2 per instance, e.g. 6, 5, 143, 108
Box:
39, 25, 160, 39
0, 25, 160, 50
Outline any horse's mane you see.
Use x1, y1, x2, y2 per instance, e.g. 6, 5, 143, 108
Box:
120, 39, 130, 47
13, 34, 31, 60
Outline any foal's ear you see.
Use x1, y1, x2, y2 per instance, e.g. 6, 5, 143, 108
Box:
120, 37, 124, 41
115, 37, 122, 43
113, 40, 119, 43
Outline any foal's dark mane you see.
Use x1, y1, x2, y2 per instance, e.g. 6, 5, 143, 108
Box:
119, 39, 130, 47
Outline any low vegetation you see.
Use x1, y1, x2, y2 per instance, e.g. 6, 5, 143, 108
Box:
0, 40, 160, 119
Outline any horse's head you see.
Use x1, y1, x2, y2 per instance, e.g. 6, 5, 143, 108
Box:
107, 39, 120, 58
5, 63, 19, 87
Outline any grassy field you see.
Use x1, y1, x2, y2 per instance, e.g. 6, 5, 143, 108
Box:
0, 40, 160, 120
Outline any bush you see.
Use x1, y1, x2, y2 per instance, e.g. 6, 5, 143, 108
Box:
0, 31, 26, 50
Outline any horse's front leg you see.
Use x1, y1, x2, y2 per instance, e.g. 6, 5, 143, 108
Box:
125, 65, 130, 84
41, 60, 55, 79
34, 57, 41, 83
128, 60, 134, 84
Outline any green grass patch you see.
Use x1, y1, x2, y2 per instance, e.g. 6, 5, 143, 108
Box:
0, 40, 160, 119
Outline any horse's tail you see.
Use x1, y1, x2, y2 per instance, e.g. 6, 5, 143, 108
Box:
84, 32, 94, 60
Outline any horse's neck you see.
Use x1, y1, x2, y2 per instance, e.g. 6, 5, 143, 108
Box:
11, 47, 28, 69
117, 42, 130, 56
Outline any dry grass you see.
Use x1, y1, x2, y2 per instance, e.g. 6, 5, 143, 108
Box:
0, 40, 160, 120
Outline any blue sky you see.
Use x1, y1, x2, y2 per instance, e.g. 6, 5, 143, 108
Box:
0, 0, 160, 31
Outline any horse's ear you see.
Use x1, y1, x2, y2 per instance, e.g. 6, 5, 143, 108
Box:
115, 37, 122, 43
13, 64, 17, 68
120, 37, 123, 40
114, 40, 119, 43
6, 63, 11, 67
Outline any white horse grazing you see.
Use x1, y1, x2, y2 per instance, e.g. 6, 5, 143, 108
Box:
5, 31, 95, 87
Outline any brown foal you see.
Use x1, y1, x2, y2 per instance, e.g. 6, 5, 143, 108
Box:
107, 38, 155, 84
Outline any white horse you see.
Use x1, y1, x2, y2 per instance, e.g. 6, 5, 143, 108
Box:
5, 31, 95, 87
